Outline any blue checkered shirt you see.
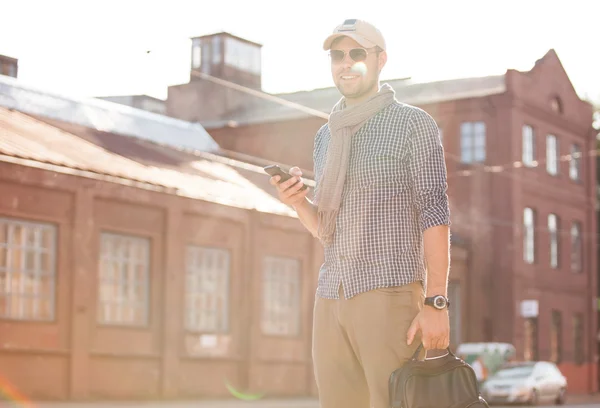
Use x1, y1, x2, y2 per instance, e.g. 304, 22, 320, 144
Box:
312, 101, 450, 299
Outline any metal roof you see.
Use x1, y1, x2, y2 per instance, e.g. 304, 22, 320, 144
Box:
202, 75, 506, 128
0, 107, 296, 217
0, 74, 219, 153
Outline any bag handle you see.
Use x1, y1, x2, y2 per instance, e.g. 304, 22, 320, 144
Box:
411, 343, 456, 361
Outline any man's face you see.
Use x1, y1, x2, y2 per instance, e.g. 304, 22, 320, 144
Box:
329, 36, 386, 100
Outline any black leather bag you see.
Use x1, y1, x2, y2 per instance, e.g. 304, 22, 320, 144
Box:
388, 344, 489, 408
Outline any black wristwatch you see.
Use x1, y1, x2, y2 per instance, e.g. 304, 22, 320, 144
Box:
424, 295, 450, 310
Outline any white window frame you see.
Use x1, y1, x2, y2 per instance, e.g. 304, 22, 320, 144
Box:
546, 134, 559, 175
460, 121, 486, 164
185, 246, 230, 333
97, 232, 150, 326
571, 222, 582, 273
569, 144, 581, 181
262, 256, 301, 337
548, 214, 559, 268
522, 125, 535, 167
191, 39, 202, 69
550, 310, 562, 364
0, 217, 56, 321
523, 208, 535, 264
224, 37, 261, 75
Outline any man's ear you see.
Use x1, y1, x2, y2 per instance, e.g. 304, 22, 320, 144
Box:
378, 50, 387, 72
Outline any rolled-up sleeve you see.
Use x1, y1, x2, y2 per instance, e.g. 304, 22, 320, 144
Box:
311, 126, 326, 206
408, 108, 451, 232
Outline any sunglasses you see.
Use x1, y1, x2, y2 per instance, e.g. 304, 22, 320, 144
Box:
328, 47, 378, 63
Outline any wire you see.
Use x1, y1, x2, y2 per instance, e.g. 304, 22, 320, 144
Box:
190, 70, 597, 180
455, 211, 595, 241
190, 70, 329, 120
447, 147, 596, 179
186, 69, 600, 242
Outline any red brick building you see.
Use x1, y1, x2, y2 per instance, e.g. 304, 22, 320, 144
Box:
0, 75, 325, 400
166, 32, 598, 393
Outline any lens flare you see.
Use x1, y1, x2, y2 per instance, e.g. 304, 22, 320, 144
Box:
225, 379, 265, 401
351, 62, 367, 76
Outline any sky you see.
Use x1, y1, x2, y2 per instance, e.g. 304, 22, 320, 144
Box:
1, 0, 599, 105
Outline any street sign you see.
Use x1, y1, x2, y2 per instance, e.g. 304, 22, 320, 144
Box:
520, 300, 539, 318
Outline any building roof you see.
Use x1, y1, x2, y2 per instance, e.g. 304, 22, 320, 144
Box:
0, 106, 296, 217
95, 94, 167, 115
0, 54, 18, 63
0, 74, 218, 153
191, 31, 263, 48
201, 74, 506, 128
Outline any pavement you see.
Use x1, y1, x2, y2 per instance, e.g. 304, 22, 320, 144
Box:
1, 393, 599, 408
0, 400, 320, 408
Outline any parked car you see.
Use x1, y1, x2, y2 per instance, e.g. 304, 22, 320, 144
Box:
457, 342, 516, 377
480, 361, 567, 405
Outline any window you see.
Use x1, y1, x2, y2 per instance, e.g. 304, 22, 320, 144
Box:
546, 363, 565, 379
262, 256, 301, 336
523, 208, 535, 264
185, 246, 230, 333
201, 43, 211, 73
8, 64, 16, 78
546, 134, 559, 175
570, 144, 581, 181
550, 97, 563, 114
0, 218, 56, 321
522, 125, 535, 167
524, 317, 539, 361
571, 222, 582, 273
460, 121, 486, 163
212, 36, 221, 65
191, 39, 202, 69
548, 214, 559, 268
550, 310, 562, 364
98, 233, 150, 326
573, 313, 584, 365
483, 318, 493, 342
225, 37, 261, 75
448, 281, 461, 345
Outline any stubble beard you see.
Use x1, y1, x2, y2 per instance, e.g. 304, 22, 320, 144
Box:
338, 76, 379, 102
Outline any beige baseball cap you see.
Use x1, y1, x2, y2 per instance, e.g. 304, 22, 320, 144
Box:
323, 19, 386, 51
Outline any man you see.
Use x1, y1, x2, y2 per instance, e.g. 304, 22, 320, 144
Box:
269, 18, 451, 408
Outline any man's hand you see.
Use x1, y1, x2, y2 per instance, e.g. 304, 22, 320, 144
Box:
406, 306, 450, 350
269, 166, 309, 207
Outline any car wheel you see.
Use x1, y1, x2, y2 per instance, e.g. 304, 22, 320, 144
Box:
555, 387, 566, 405
529, 389, 539, 406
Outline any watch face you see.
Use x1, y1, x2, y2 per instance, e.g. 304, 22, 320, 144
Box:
434, 296, 447, 309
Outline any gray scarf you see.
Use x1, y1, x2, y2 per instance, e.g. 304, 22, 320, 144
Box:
316, 83, 396, 245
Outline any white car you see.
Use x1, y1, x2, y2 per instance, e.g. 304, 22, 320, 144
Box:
481, 361, 567, 405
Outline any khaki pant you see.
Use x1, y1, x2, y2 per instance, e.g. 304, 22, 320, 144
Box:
312, 281, 425, 408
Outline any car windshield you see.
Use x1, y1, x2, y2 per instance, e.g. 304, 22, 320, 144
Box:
492, 365, 535, 379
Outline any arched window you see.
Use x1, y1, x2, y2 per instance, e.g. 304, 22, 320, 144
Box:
550, 96, 563, 114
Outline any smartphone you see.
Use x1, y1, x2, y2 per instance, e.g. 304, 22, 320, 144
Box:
264, 165, 308, 191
